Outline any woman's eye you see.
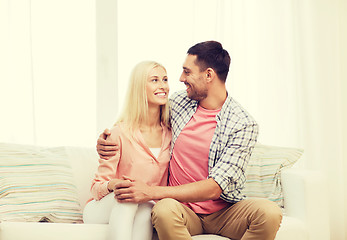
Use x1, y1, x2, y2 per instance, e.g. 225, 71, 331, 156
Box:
152, 79, 158, 82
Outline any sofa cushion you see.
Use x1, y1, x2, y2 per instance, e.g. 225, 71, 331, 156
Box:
275, 216, 308, 240
243, 144, 304, 207
63, 146, 99, 208
0, 222, 229, 240
0, 143, 82, 223
0, 216, 307, 240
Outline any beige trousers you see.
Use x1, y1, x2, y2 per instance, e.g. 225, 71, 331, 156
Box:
151, 198, 282, 240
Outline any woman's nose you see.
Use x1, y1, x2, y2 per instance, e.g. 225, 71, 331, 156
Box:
158, 80, 166, 88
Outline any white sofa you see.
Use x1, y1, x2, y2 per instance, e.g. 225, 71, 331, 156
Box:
0, 144, 330, 240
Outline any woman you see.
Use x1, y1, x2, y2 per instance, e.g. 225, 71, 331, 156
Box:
83, 61, 171, 240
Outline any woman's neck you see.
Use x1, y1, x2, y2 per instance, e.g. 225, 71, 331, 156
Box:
140, 106, 163, 148
140, 106, 161, 131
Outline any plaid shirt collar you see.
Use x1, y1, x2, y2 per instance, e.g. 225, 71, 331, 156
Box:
169, 90, 233, 154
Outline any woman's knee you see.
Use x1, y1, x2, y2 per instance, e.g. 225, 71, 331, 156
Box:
83, 194, 118, 224
83, 201, 101, 223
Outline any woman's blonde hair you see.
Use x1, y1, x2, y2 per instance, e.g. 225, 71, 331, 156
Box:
116, 61, 170, 131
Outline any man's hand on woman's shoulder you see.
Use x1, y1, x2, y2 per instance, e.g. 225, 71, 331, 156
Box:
96, 128, 118, 159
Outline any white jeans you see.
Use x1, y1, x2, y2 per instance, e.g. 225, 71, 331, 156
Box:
83, 193, 154, 240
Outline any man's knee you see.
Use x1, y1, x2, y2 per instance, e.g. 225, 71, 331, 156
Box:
252, 199, 283, 234
258, 199, 282, 222
152, 198, 179, 221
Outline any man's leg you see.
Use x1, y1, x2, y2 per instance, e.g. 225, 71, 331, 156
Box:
151, 198, 203, 240
202, 198, 282, 240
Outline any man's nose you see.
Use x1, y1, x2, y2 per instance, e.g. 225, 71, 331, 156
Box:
179, 73, 185, 82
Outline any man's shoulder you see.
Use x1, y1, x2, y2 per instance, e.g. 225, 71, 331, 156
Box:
222, 97, 258, 126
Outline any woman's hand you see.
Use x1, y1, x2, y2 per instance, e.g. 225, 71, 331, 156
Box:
107, 179, 122, 192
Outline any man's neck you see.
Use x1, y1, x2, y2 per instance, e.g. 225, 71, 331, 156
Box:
199, 90, 227, 110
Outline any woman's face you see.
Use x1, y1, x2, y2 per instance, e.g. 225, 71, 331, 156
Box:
146, 66, 169, 107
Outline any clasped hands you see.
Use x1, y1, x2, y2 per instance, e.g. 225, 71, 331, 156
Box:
111, 176, 153, 204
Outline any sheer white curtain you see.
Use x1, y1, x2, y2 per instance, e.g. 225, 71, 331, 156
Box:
0, 0, 97, 147
0, 0, 35, 144
217, 1, 346, 239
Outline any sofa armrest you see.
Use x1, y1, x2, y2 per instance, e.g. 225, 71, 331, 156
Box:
281, 168, 330, 240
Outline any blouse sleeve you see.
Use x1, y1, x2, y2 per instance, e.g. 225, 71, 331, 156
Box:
90, 126, 122, 200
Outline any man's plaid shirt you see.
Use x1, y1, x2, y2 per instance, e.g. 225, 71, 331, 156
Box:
169, 90, 259, 203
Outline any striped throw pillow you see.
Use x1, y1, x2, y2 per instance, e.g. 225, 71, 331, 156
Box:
243, 143, 304, 208
0, 143, 82, 223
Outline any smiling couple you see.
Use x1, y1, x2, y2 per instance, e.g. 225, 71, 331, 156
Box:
83, 41, 282, 240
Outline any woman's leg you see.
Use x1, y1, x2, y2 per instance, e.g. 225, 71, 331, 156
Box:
132, 201, 155, 240
83, 193, 116, 224
108, 202, 139, 240
84, 194, 154, 240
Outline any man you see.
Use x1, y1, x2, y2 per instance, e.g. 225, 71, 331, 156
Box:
97, 41, 282, 240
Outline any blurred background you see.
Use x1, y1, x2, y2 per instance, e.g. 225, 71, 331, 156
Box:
0, 0, 346, 239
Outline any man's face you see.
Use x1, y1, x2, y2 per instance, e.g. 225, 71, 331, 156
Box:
179, 54, 208, 101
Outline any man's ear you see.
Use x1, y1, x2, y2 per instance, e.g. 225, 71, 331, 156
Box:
206, 68, 215, 83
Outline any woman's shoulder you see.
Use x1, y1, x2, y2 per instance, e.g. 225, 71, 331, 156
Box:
107, 123, 127, 142
109, 123, 121, 134
109, 122, 137, 141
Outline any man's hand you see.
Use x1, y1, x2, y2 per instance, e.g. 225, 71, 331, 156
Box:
96, 128, 118, 159
114, 177, 222, 204
114, 176, 154, 203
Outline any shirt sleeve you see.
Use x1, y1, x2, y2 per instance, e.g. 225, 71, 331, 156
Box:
90, 127, 122, 200
209, 122, 259, 202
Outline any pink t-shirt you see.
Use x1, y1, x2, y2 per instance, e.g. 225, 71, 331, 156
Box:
169, 105, 231, 214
